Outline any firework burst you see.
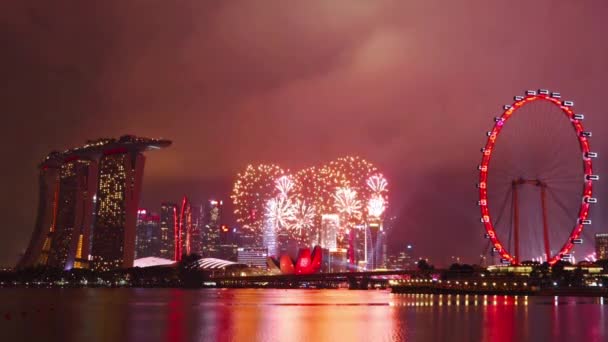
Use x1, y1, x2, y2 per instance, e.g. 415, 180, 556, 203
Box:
275, 175, 294, 198
333, 187, 363, 220
367, 174, 388, 194
265, 196, 294, 230
288, 199, 316, 234
231, 164, 285, 243
367, 196, 386, 218
232, 157, 389, 248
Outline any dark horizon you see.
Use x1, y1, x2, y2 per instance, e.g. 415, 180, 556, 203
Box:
2, 1, 608, 267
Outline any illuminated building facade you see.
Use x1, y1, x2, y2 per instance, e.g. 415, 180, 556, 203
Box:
262, 216, 279, 257
218, 224, 238, 261
596, 233, 608, 260
135, 209, 161, 259
201, 200, 222, 258
19, 153, 64, 269
320, 214, 339, 250
188, 204, 204, 256
237, 247, 268, 268
159, 203, 177, 260
18, 135, 171, 271
365, 220, 383, 270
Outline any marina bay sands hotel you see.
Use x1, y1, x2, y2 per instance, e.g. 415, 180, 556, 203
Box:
18, 135, 171, 272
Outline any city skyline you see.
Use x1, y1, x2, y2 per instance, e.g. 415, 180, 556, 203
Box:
2, 1, 608, 267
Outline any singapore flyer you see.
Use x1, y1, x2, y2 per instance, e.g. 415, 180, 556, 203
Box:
478, 89, 598, 265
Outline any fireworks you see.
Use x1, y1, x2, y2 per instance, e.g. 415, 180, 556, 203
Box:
275, 175, 294, 198
333, 187, 363, 221
231, 164, 285, 243
367, 196, 386, 218
366, 173, 388, 219
367, 174, 388, 194
232, 156, 389, 247
288, 199, 316, 234
264, 197, 293, 230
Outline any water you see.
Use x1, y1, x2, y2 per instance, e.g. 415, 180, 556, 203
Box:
0, 288, 605, 342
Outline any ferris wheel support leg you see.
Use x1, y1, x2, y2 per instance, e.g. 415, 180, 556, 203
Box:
512, 181, 520, 263
541, 186, 551, 262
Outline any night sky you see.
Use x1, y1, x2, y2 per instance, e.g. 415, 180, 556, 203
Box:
1, 1, 607, 267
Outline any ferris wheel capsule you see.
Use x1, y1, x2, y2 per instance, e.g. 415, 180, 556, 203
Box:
580, 131, 592, 138
585, 152, 598, 158
551, 92, 562, 98
585, 174, 599, 181
538, 89, 550, 95
503, 105, 512, 110
578, 219, 592, 225
514, 95, 524, 101
571, 238, 583, 244
583, 196, 597, 204
573, 114, 585, 120
526, 90, 537, 96
563, 100, 574, 107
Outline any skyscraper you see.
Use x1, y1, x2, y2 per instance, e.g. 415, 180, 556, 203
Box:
201, 200, 222, 258
135, 209, 161, 259
159, 202, 177, 260
189, 204, 204, 256
596, 233, 608, 260
18, 135, 171, 271
320, 214, 339, 250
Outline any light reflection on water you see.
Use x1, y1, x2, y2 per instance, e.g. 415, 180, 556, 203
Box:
0, 288, 605, 342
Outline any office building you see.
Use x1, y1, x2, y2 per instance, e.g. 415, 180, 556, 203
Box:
201, 200, 222, 258
159, 202, 177, 260
135, 209, 161, 259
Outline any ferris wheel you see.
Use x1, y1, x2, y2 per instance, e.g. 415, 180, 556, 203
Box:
478, 89, 598, 265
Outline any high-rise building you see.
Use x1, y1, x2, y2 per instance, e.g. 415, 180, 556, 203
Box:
365, 219, 384, 270
320, 214, 339, 250
189, 204, 204, 256
596, 233, 608, 260
218, 224, 238, 261
18, 135, 171, 271
159, 203, 177, 260
135, 209, 161, 259
201, 200, 222, 258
